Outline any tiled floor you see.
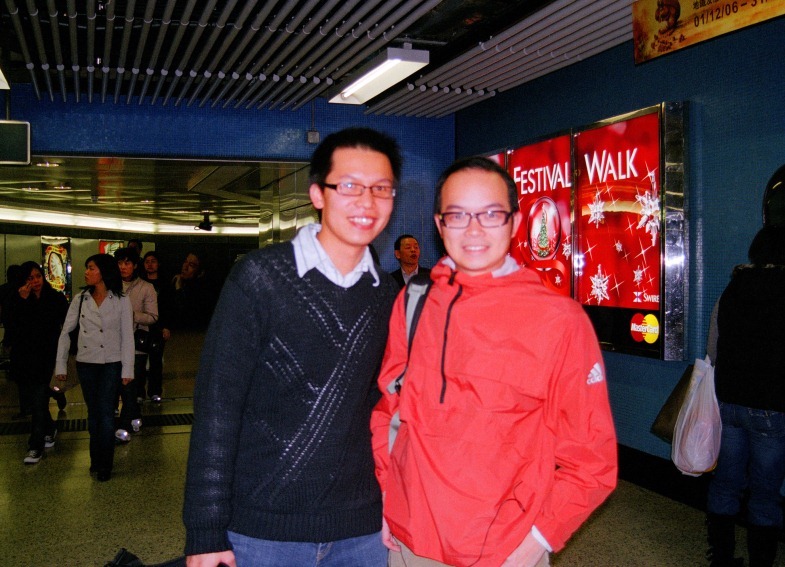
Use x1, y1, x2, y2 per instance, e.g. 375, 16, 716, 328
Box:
1, 332, 781, 566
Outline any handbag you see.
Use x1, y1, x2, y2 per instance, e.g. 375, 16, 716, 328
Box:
650, 363, 694, 443
68, 292, 85, 355
134, 328, 163, 354
671, 356, 722, 477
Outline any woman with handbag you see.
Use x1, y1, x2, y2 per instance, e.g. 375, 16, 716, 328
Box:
113, 247, 158, 443
705, 226, 785, 567
5, 261, 68, 465
55, 254, 134, 482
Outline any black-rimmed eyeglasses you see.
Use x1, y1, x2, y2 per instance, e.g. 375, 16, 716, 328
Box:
438, 210, 513, 228
322, 182, 396, 199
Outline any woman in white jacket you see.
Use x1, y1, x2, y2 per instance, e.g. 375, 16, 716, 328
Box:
56, 253, 134, 482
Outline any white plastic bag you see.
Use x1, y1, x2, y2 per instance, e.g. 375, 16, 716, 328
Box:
671, 356, 722, 477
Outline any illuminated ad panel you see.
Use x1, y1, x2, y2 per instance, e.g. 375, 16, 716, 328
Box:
573, 106, 683, 359
41, 236, 72, 300
508, 135, 573, 296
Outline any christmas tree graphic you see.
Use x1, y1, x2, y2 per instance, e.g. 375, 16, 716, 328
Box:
536, 210, 550, 257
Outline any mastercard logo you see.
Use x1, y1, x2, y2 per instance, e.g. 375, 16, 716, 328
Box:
630, 313, 660, 344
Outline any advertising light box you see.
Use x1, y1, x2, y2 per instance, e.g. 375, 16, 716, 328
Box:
572, 104, 687, 360
508, 134, 573, 296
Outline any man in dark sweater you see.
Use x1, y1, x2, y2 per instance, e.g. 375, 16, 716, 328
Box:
183, 128, 402, 567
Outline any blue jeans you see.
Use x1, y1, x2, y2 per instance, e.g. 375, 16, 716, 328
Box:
78, 362, 121, 473
227, 531, 387, 567
707, 402, 785, 528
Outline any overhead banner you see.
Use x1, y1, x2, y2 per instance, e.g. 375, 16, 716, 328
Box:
508, 135, 573, 296
633, 0, 785, 63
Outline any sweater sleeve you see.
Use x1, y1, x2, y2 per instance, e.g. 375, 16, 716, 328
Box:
531, 306, 617, 552
371, 292, 408, 493
183, 260, 267, 556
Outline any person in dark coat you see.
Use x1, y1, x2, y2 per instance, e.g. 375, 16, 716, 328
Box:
705, 225, 785, 567
5, 261, 68, 464
390, 234, 430, 289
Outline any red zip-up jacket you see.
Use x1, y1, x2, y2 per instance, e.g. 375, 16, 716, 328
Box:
371, 260, 617, 566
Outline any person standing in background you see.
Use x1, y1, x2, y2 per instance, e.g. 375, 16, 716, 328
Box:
705, 226, 785, 567
183, 127, 401, 567
390, 234, 430, 289
114, 247, 158, 442
170, 251, 216, 333
141, 250, 169, 403
6, 261, 68, 464
1, 264, 30, 419
55, 254, 134, 482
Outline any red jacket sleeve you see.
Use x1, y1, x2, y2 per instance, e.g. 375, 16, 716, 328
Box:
371, 292, 409, 493
532, 310, 618, 551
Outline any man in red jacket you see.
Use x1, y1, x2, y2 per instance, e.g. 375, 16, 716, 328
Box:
371, 156, 618, 567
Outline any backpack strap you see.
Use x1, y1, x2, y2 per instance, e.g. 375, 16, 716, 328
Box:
386, 273, 432, 395
385, 273, 432, 452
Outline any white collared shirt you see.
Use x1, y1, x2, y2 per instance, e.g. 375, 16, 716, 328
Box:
291, 223, 380, 288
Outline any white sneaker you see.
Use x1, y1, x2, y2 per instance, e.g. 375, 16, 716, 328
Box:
44, 429, 57, 448
131, 418, 142, 433
24, 449, 43, 464
115, 429, 131, 442
151, 395, 162, 403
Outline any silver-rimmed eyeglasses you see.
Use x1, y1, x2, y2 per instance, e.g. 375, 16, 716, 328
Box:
438, 210, 513, 228
322, 182, 396, 199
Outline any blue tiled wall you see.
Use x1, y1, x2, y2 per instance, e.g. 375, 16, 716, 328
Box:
455, 18, 785, 458
4, 87, 454, 273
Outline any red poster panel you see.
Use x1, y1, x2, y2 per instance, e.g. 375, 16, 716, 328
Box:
99, 240, 124, 255
508, 135, 572, 295
573, 111, 661, 310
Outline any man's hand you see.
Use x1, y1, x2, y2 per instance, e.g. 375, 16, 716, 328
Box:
186, 550, 236, 567
381, 517, 401, 552
501, 532, 547, 567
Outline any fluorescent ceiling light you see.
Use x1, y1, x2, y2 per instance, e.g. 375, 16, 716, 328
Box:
329, 46, 429, 105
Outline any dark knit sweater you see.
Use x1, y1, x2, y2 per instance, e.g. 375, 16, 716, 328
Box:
715, 265, 785, 412
183, 243, 398, 556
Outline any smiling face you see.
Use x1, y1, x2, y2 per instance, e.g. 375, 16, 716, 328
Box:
309, 147, 394, 271
435, 168, 522, 277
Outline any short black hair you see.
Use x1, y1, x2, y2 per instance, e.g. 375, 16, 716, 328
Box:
127, 238, 143, 251
143, 250, 160, 262
433, 156, 519, 215
309, 127, 402, 187
114, 247, 140, 265
394, 234, 418, 251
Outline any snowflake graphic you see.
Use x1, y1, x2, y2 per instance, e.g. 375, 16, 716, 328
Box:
633, 266, 645, 285
614, 240, 623, 253
562, 237, 572, 259
636, 190, 660, 246
588, 191, 605, 228
555, 274, 562, 286
589, 264, 610, 305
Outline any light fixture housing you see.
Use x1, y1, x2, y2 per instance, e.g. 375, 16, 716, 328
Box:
329, 46, 429, 105
0, 67, 9, 90
196, 212, 213, 231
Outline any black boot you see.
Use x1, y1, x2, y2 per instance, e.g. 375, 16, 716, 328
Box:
747, 524, 780, 567
707, 513, 743, 566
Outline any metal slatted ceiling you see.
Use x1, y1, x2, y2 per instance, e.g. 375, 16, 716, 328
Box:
2, 0, 633, 117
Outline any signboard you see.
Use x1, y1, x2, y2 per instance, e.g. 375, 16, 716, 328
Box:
508, 134, 573, 295
0, 120, 31, 165
41, 236, 72, 300
633, 0, 785, 63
